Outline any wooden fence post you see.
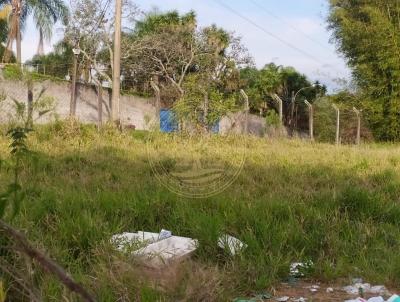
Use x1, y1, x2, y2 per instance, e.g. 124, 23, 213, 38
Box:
353, 107, 361, 145
332, 104, 340, 145
240, 89, 249, 134
304, 100, 313, 141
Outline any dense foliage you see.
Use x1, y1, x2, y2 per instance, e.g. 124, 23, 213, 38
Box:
240, 63, 327, 131
328, 0, 400, 141
26, 42, 74, 79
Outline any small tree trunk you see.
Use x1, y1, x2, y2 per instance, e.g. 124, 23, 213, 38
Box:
27, 80, 33, 127
70, 55, 78, 117
36, 28, 44, 56
150, 79, 161, 129
353, 107, 361, 145
97, 83, 103, 130
333, 104, 340, 145
16, 14, 21, 64
203, 92, 209, 132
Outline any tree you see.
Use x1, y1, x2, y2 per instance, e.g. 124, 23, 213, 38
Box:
122, 11, 252, 106
328, 0, 400, 141
64, 0, 138, 121
122, 10, 198, 100
240, 63, 326, 131
26, 41, 74, 78
0, 5, 14, 61
0, 0, 68, 63
122, 11, 252, 131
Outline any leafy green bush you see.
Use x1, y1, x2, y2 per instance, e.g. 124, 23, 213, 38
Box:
265, 110, 280, 127
3, 65, 23, 81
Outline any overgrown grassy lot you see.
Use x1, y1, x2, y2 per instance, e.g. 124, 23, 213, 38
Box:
1, 122, 400, 301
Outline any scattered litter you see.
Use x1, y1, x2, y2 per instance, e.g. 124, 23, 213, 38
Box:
275, 296, 289, 302
344, 298, 385, 302
111, 230, 198, 267
289, 261, 314, 277
218, 234, 247, 256
111, 231, 161, 251
344, 298, 367, 302
158, 229, 172, 240
306, 285, 319, 293
233, 293, 271, 302
233, 298, 257, 302
370, 286, 389, 295
388, 295, 400, 302
342, 280, 389, 296
292, 297, 307, 302
367, 297, 385, 302
254, 292, 272, 300
326, 287, 334, 293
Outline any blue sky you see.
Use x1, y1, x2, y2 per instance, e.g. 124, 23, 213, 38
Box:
22, 0, 351, 90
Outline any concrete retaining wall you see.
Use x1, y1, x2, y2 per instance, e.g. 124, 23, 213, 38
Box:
0, 79, 156, 130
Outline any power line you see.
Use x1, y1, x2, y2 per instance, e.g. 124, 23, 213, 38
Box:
248, 0, 332, 52
212, 0, 325, 65
212, 0, 345, 79
84, 0, 112, 39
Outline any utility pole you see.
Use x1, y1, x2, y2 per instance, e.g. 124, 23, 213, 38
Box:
304, 100, 313, 141
112, 0, 122, 124
332, 104, 340, 145
353, 107, 361, 146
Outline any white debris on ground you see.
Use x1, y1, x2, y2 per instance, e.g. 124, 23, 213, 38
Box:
340, 278, 398, 302
217, 234, 247, 256
342, 280, 390, 296
275, 296, 290, 302
291, 298, 306, 302
111, 229, 198, 267
347, 295, 400, 302
289, 261, 314, 277
305, 285, 319, 293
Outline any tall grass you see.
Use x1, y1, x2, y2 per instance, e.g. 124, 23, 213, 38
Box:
1, 122, 400, 301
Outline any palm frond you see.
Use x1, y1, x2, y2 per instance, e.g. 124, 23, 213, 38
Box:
0, 4, 11, 21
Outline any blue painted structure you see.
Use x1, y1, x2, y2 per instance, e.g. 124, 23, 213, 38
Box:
160, 109, 178, 133
159, 109, 220, 133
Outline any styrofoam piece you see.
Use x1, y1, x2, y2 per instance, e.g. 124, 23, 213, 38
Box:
134, 235, 198, 267
218, 234, 247, 256
111, 232, 142, 251
137, 231, 162, 243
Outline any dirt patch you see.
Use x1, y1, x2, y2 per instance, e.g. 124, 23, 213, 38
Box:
270, 281, 397, 302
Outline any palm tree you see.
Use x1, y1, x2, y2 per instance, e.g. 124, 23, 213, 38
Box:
0, 0, 67, 63
0, 4, 13, 60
